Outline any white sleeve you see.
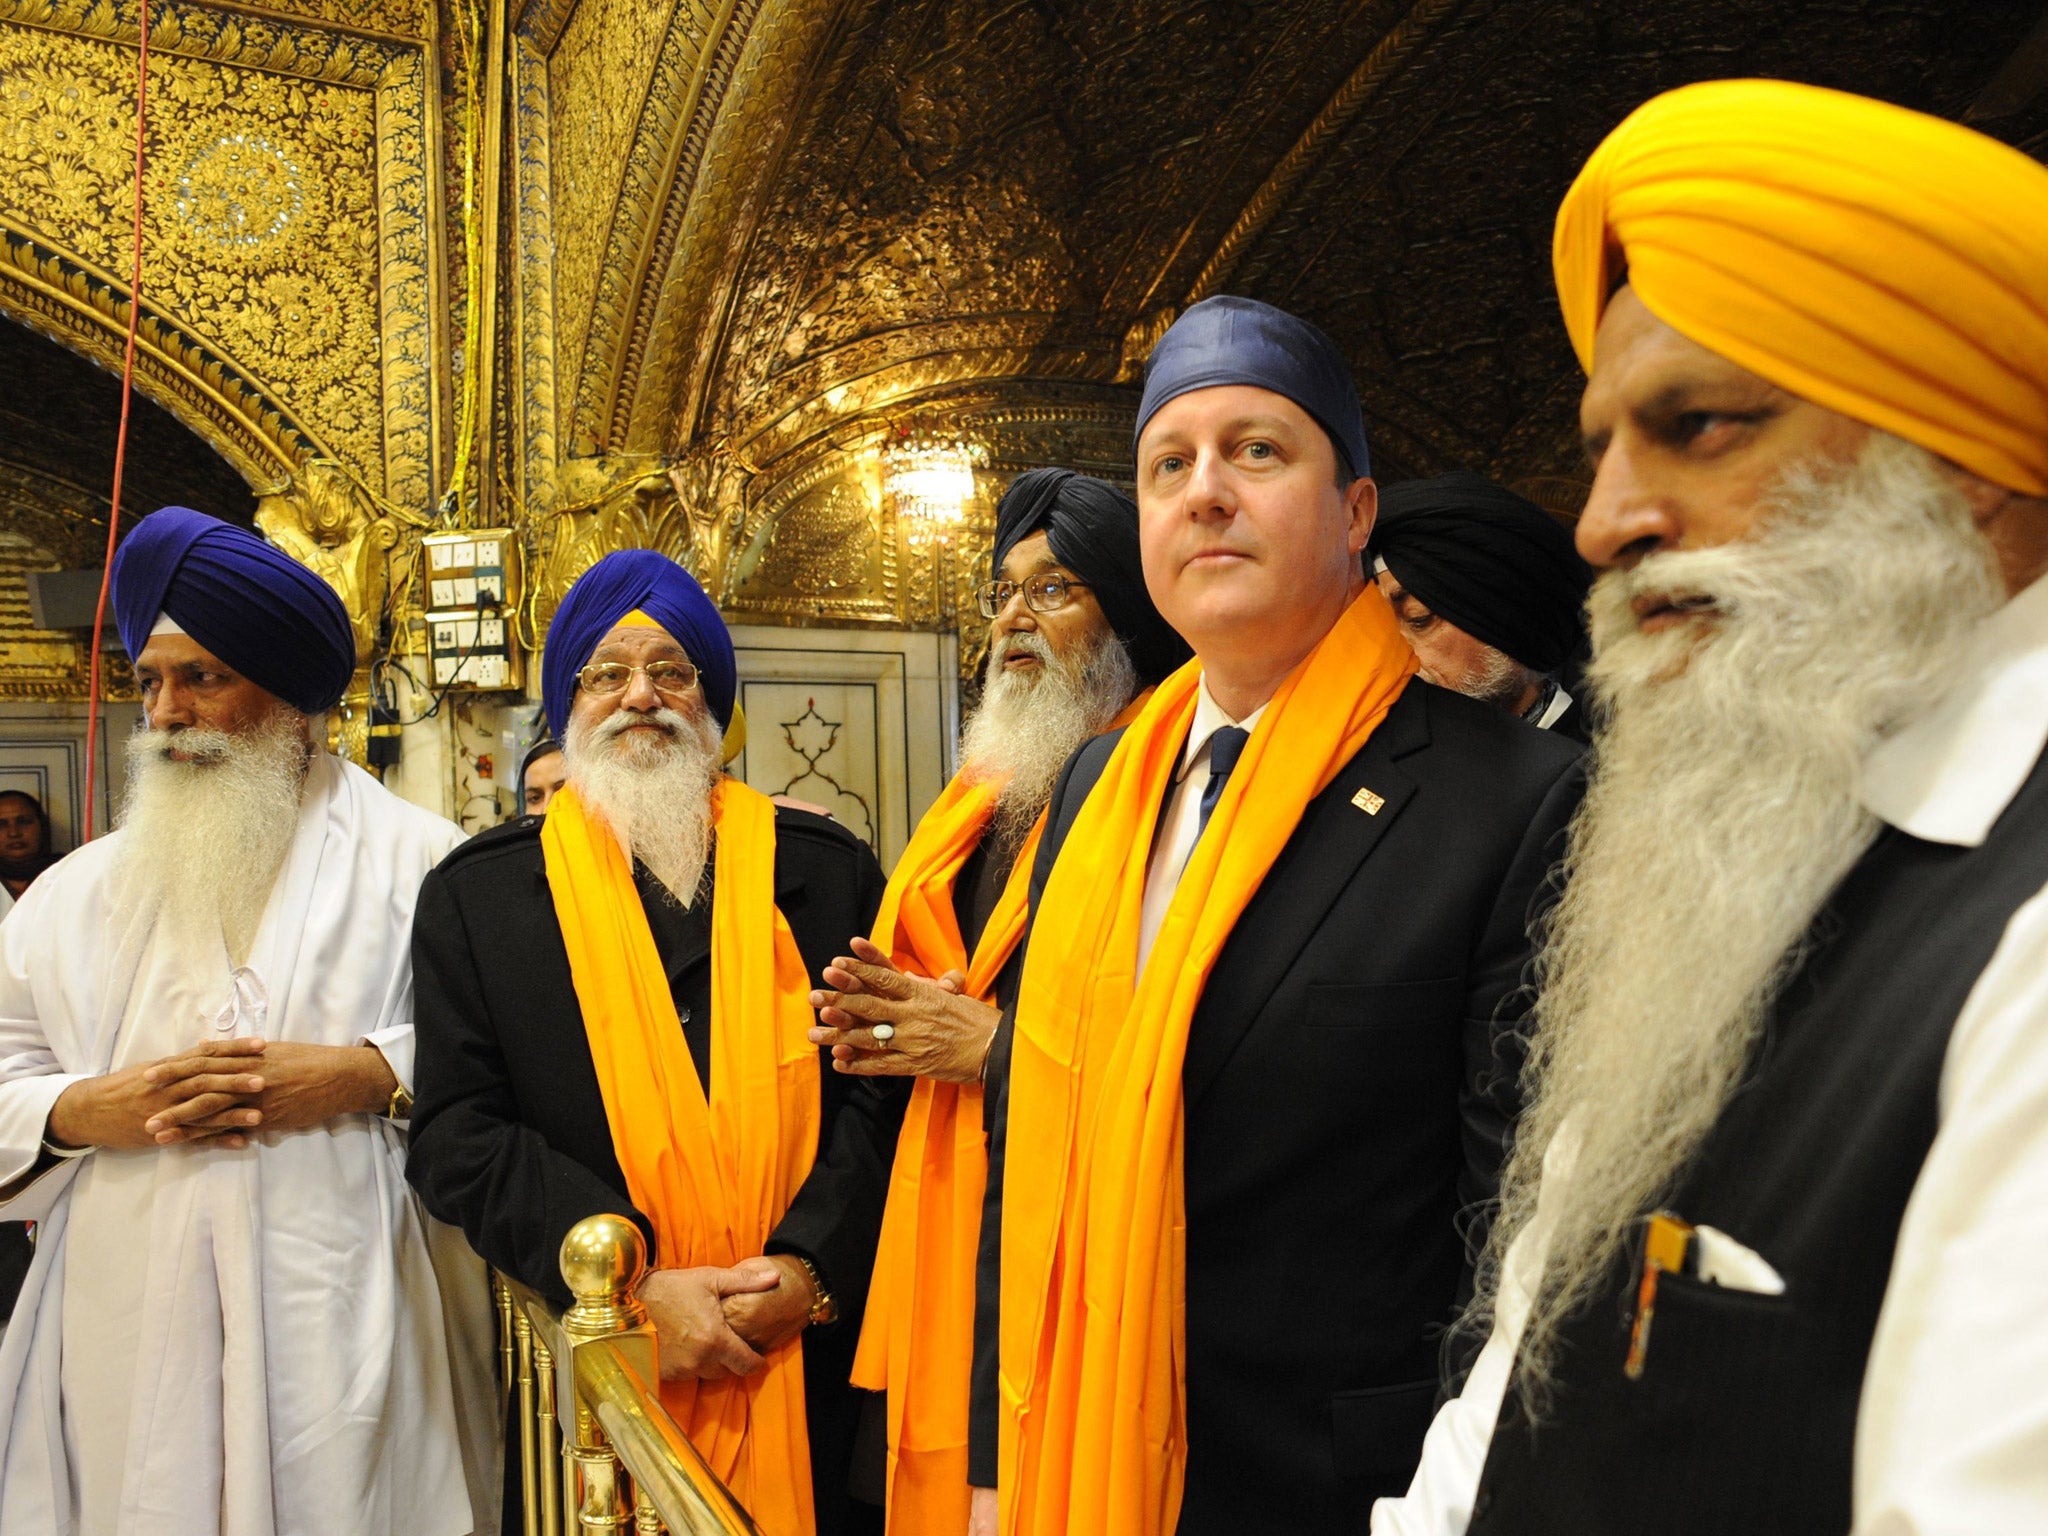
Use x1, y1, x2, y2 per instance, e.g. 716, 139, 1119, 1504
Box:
1852, 881, 2048, 1535
1373, 1131, 1569, 1536
1368, 1307, 1514, 1536
360, 1023, 415, 1098
0, 880, 84, 1187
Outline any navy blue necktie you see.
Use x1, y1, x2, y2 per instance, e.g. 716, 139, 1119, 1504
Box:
1194, 725, 1250, 843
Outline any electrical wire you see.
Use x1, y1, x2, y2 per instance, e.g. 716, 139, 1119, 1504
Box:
82, 0, 153, 842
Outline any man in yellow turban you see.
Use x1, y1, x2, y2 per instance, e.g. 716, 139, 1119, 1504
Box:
1376, 79, 2048, 1536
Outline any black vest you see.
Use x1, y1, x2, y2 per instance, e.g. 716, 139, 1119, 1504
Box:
1470, 747, 2048, 1536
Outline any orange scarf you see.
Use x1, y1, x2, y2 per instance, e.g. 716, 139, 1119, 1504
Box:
543, 778, 822, 1536
851, 688, 1151, 1533
847, 778, 1041, 1535
997, 591, 1416, 1536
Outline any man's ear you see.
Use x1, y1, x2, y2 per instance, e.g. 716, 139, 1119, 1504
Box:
1345, 477, 1379, 555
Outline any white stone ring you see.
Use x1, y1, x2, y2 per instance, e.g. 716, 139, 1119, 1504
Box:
871, 1024, 897, 1045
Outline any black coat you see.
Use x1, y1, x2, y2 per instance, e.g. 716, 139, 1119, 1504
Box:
972, 679, 1583, 1533
405, 805, 903, 1535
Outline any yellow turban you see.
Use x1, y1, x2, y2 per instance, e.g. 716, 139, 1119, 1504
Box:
1554, 79, 2048, 495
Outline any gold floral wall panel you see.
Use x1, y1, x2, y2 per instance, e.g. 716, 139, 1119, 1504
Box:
0, 0, 442, 513
544, 0, 672, 452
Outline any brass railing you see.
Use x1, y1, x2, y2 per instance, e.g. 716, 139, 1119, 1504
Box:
495, 1215, 760, 1536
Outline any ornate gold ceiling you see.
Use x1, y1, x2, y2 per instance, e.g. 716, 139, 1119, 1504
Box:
3, 0, 2046, 699
519, 0, 2048, 632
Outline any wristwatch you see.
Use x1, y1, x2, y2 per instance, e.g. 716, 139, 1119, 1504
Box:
790, 1253, 838, 1326
384, 1080, 414, 1121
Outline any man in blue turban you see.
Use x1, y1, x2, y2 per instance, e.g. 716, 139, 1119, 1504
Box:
0, 505, 498, 1535
408, 549, 907, 1535
966, 295, 1585, 1536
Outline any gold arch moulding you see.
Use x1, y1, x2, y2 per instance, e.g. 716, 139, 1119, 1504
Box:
0, 221, 324, 493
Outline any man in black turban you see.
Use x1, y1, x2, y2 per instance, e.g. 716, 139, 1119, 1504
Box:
802, 468, 1188, 1528
1369, 472, 1594, 741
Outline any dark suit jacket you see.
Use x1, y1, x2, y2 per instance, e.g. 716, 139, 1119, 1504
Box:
972, 678, 1583, 1533
405, 805, 903, 1535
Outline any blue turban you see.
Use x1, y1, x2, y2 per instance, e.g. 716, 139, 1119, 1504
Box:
111, 506, 356, 714
542, 549, 736, 741
1135, 295, 1371, 481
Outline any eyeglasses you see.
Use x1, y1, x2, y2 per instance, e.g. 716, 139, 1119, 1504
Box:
975, 573, 1092, 619
576, 660, 700, 697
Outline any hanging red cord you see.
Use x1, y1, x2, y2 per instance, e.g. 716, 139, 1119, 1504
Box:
82, 0, 153, 842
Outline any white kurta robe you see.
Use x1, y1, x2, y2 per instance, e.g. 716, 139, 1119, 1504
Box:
0, 753, 498, 1536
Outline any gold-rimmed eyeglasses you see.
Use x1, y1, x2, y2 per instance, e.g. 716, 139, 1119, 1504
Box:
975, 573, 1092, 619
576, 660, 700, 697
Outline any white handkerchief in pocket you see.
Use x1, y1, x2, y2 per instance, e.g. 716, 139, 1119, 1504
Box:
1693, 1224, 1786, 1295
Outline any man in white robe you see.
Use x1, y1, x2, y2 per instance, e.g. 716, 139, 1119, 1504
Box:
0, 505, 496, 1536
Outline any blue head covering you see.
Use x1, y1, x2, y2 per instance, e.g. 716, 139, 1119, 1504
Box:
111, 506, 356, 714
1135, 295, 1370, 481
542, 549, 736, 741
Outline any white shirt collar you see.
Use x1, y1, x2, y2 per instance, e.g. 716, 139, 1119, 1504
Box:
1176, 674, 1269, 783
1859, 570, 2048, 848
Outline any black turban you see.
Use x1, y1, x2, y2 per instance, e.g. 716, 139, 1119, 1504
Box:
1136, 295, 1370, 480
1370, 473, 1592, 675
991, 468, 1192, 685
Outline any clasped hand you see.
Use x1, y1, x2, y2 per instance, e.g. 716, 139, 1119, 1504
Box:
44, 1038, 396, 1151
808, 937, 1000, 1083
641, 1255, 818, 1382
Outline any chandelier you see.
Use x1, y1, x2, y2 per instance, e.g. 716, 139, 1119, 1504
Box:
881, 434, 985, 548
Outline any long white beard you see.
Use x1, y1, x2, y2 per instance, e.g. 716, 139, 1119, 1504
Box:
115, 709, 309, 965
1485, 432, 2005, 1399
960, 624, 1140, 848
563, 702, 723, 906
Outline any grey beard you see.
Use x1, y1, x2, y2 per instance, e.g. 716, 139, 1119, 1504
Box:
116, 709, 309, 966
1480, 432, 2005, 1405
960, 625, 1140, 849
563, 703, 723, 907
1428, 644, 1530, 711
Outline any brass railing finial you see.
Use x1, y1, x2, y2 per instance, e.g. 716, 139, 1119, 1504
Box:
560, 1214, 650, 1338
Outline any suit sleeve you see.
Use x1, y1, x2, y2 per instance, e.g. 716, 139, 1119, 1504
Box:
1456, 758, 1584, 1264
768, 841, 908, 1334
405, 866, 651, 1308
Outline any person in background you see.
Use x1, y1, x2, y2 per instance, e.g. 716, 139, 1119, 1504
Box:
0, 506, 496, 1536
517, 736, 566, 816
0, 791, 55, 921
805, 467, 1188, 1534
1375, 79, 2048, 1536
1369, 473, 1593, 741
407, 550, 904, 1536
0, 789, 52, 1335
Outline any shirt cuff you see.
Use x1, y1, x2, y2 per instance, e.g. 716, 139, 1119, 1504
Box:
0, 1072, 91, 1186
360, 1025, 415, 1098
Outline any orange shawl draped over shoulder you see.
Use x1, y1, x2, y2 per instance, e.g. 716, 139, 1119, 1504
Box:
852, 690, 1150, 1534
998, 591, 1415, 1536
543, 778, 821, 1536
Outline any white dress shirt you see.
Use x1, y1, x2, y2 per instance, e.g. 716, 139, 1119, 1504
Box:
1374, 570, 2048, 1536
1135, 677, 1267, 972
